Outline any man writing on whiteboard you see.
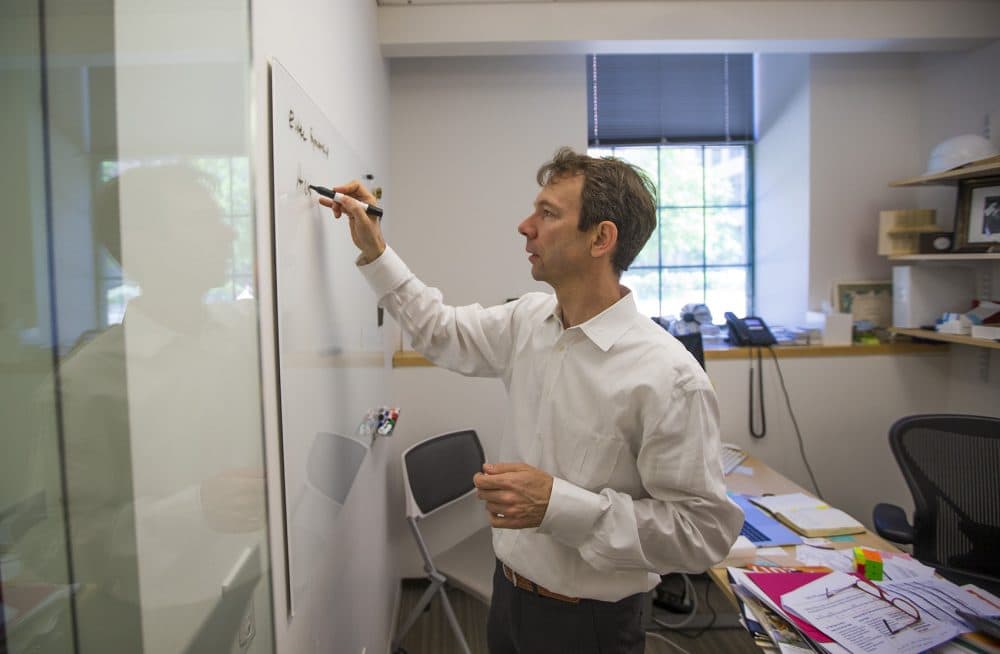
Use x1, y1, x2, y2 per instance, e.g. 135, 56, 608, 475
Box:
323, 147, 742, 654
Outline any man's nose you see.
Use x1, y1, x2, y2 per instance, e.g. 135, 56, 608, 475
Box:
517, 216, 534, 238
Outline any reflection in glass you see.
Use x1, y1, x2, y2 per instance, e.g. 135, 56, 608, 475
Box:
2, 0, 273, 652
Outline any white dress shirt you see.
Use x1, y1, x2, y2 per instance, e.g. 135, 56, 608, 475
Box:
362, 246, 743, 602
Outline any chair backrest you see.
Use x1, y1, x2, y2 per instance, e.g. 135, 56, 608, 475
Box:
402, 429, 485, 520
889, 414, 1000, 577
651, 317, 706, 370
674, 332, 706, 371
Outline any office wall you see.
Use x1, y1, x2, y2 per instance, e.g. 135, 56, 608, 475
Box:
755, 54, 811, 326
808, 53, 924, 314
387, 55, 585, 575
250, 1, 396, 653
386, 49, 1000, 578
915, 40, 1000, 228
916, 41, 1000, 404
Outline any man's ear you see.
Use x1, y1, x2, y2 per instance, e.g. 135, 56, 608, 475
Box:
591, 220, 618, 259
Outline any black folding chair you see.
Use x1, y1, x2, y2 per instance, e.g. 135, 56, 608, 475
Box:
393, 429, 486, 654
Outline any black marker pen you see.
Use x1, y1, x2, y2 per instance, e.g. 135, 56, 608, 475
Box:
309, 185, 383, 218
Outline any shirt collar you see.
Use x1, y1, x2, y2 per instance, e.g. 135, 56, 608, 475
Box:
547, 287, 639, 352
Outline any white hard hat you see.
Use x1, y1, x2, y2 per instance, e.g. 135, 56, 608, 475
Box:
925, 134, 998, 175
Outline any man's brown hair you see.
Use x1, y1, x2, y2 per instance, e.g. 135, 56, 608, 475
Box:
536, 147, 657, 276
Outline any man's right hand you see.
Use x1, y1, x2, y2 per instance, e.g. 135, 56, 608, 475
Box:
320, 180, 386, 265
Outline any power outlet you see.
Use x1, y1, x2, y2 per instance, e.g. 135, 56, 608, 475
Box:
238, 598, 256, 650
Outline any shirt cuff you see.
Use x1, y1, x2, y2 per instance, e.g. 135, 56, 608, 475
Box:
357, 245, 411, 298
537, 477, 605, 546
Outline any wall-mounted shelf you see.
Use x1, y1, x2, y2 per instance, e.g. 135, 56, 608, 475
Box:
890, 327, 1000, 350
888, 253, 1000, 263
889, 155, 1000, 187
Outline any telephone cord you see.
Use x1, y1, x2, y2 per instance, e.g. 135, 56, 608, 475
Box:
766, 345, 823, 499
748, 346, 766, 439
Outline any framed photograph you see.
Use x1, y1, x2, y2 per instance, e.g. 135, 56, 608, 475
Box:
832, 281, 893, 328
953, 175, 1000, 252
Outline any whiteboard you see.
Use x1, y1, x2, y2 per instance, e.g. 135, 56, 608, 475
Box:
267, 59, 384, 615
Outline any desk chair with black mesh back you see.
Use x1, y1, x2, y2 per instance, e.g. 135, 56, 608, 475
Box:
873, 414, 1000, 594
394, 429, 485, 654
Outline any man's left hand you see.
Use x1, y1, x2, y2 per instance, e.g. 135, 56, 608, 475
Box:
474, 462, 553, 529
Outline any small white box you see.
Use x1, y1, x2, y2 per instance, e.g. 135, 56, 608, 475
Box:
823, 312, 854, 345
892, 265, 974, 328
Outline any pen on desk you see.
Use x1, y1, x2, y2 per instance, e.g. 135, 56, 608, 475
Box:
309, 185, 384, 219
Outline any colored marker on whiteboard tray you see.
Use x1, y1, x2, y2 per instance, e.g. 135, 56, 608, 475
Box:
309, 185, 383, 218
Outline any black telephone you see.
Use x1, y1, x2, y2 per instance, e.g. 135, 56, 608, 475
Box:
725, 312, 776, 347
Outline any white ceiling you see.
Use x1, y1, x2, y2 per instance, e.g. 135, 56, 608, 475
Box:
376, 0, 1000, 58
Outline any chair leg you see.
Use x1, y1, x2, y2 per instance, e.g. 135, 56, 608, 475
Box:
392, 576, 443, 652
437, 585, 472, 654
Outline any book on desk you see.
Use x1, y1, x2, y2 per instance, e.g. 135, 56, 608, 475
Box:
749, 492, 866, 538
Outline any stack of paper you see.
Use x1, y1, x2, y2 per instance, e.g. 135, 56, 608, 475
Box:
727, 554, 1000, 654
750, 493, 866, 537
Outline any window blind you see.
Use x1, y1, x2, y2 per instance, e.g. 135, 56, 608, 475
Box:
587, 54, 754, 145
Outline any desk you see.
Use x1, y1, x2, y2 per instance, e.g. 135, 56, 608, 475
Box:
709, 454, 900, 604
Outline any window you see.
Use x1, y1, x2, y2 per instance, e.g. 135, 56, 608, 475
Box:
588, 54, 754, 321
588, 143, 752, 319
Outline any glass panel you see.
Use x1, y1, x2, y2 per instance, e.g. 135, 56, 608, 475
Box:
659, 146, 703, 207
5, 0, 277, 652
0, 2, 76, 652
706, 266, 749, 319
661, 208, 704, 266
102, 0, 274, 649
704, 145, 747, 206
705, 207, 748, 265
622, 268, 661, 318
661, 268, 705, 318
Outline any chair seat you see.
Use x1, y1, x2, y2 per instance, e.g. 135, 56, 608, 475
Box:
435, 526, 494, 606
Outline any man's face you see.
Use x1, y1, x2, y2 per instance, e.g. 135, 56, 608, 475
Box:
517, 174, 593, 287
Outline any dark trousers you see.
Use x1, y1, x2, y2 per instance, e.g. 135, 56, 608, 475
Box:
487, 560, 645, 654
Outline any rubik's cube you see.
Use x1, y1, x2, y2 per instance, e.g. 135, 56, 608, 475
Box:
853, 547, 884, 581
